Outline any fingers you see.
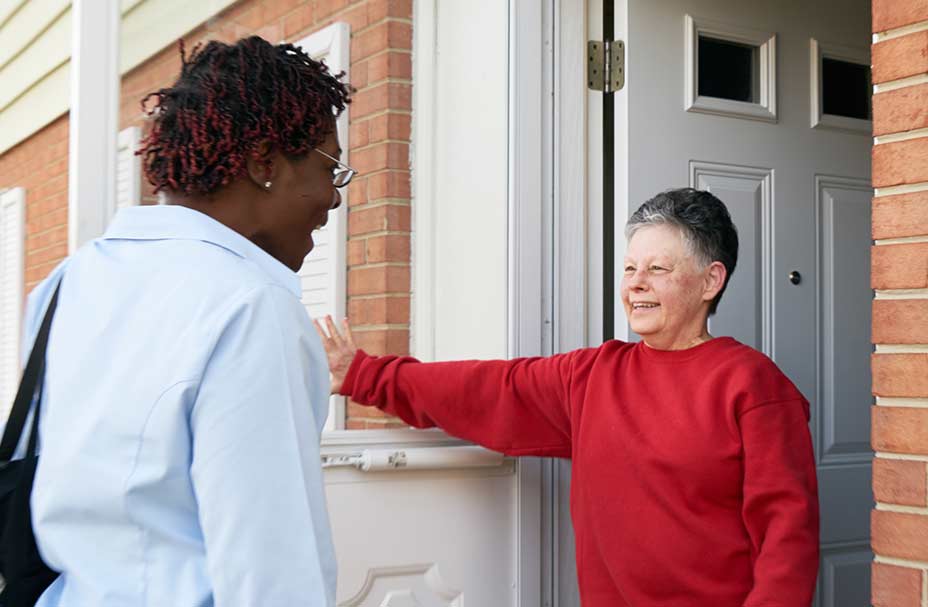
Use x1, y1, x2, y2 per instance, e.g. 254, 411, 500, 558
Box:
324, 315, 340, 344
315, 315, 357, 354
341, 318, 356, 349
312, 318, 331, 343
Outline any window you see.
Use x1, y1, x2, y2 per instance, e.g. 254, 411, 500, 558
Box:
810, 39, 872, 133
294, 22, 350, 432
697, 36, 758, 104
0, 188, 25, 420
685, 15, 777, 122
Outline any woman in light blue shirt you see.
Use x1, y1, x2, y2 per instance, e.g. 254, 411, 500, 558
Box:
24, 36, 353, 606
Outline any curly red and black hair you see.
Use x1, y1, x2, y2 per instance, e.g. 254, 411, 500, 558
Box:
138, 36, 351, 195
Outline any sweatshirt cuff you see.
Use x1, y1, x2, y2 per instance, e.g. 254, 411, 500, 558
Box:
338, 349, 369, 397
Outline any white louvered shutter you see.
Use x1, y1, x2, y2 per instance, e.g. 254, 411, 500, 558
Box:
0, 188, 25, 421
296, 23, 350, 431
115, 126, 141, 215
299, 223, 337, 320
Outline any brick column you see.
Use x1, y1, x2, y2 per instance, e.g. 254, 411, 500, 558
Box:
342, 2, 412, 429
870, 1, 928, 606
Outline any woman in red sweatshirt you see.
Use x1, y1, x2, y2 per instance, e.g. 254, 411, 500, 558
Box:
315, 188, 819, 607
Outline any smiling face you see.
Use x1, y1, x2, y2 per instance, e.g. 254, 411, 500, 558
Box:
620, 224, 727, 350
252, 129, 342, 271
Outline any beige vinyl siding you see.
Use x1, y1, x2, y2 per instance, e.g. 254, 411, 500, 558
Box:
0, 0, 237, 155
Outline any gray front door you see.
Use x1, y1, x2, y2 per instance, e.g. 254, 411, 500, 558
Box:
622, 1, 874, 604
558, 0, 874, 604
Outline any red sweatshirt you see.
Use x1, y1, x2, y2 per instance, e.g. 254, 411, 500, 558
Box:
341, 337, 820, 607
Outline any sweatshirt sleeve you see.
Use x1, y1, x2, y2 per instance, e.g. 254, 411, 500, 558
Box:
340, 350, 579, 458
739, 398, 820, 607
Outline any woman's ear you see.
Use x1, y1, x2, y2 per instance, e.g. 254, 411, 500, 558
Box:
702, 261, 728, 302
245, 140, 277, 192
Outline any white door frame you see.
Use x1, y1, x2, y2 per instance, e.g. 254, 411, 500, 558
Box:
512, 0, 612, 603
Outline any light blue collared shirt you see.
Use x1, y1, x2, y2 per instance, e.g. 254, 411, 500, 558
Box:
19, 205, 336, 606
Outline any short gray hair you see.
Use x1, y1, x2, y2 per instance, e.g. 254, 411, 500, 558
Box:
625, 188, 738, 315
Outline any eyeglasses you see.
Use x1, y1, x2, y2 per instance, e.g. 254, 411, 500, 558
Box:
314, 148, 357, 188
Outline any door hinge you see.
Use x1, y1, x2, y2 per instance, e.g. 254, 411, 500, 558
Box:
587, 40, 625, 93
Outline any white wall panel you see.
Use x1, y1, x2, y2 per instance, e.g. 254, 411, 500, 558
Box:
413, 0, 510, 361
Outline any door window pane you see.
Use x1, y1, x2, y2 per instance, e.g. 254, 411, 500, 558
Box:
698, 36, 759, 103
822, 58, 871, 120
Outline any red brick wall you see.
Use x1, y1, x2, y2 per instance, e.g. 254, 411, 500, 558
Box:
0, 0, 412, 429
870, 1, 928, 605
0, 116, 70, 292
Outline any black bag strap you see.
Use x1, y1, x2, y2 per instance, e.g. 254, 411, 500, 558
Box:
0, 281, 62, 463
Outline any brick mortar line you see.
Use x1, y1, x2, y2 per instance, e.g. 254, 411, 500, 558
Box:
874, 127, 928, 146
349, 262, 408, 270
347, 291, 410, 299
877, 452, 928, 463
874, 72, 928, 93
25, 234, 67, 248
353, 47, 412, 63
350, 109, 412, 123
25, 208, 67, 220
923, 569, 927, 607
874, 289, 928, 299
352, 77, 414, 94
347, 232, 411, 241
877, 397, 928, 408
874, 554, 928, 570
875, 236, 928, 245
876, 502, 928, 515
874, 345, 928, 353
349, 199, 411, 211
873, 19, 928, 43
348, 293, 410, 301
876, 181, 928, 196
352, 139, 413, 154
350, 16, 413, 37
343, 164, 411, 176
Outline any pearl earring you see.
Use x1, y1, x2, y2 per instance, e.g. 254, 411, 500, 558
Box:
264, 181, 272, 190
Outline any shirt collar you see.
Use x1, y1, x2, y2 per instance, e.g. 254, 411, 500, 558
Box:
104, 205, 302, 298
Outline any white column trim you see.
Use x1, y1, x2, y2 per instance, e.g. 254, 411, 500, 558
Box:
411, 0, 439, 362
68, 0, 120, 252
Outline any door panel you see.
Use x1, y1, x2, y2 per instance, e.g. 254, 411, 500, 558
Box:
326, 453, 518, 606
820, 549, 872, 607
692, 162, 773, 353
816, 178, 873, 463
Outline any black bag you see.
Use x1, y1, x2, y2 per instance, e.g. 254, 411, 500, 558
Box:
0, 283, 61, 606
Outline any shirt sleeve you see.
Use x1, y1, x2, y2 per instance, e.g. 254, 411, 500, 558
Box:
739, 398, 820, 607
190, 285, 335, 607
340, 350, 578, 457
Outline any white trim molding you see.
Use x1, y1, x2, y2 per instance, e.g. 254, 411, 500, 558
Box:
68, 0, 120, 252
294, 22, 350, 433
810, 38, 872, 133
411, 0, 438, 362
0, 187, 26, 421
684, 14, 777, 123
